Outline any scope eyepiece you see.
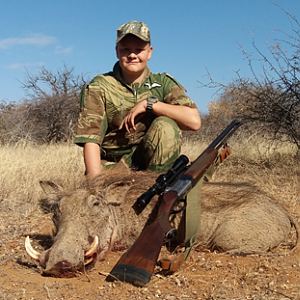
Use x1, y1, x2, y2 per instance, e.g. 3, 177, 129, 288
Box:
169, 155, 189, 173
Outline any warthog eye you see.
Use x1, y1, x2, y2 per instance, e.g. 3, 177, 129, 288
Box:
87, 195, 102, 208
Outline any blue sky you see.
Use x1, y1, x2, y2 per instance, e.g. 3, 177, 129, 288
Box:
0, 0, 299, 113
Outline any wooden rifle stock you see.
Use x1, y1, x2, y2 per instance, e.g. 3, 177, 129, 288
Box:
106, 191, 178, 287
108, 120, 242, 287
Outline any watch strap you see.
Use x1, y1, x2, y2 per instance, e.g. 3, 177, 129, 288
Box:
146, 96, 158, 112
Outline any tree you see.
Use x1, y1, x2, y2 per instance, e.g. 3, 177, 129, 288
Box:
20, 64, 86, 143
0, 65, 87, 145
204, 5, 300, 149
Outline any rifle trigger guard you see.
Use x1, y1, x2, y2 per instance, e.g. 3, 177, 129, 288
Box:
165, 228, 177, 240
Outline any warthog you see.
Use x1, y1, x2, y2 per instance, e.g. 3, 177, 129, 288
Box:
25, 170, 299, 277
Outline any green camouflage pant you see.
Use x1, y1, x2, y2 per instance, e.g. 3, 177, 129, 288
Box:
101, 116, 181, 172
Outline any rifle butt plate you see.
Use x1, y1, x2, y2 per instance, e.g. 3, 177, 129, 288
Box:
107, 264, 151, 287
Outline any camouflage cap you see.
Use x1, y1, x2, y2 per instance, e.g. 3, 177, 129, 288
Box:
116, 20, 151, 44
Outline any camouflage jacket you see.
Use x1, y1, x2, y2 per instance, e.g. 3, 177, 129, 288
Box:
74, 62, 197, 149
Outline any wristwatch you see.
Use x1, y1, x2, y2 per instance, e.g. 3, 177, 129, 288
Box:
146, 96, 158, 112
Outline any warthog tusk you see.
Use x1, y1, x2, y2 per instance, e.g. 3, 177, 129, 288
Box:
25, 236, 40, 261
84, 256, 94, 266
84, 236, 99, 257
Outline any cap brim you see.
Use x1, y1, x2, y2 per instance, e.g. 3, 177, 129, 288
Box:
116, 33, 150, 44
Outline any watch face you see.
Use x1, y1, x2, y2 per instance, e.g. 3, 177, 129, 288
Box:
148, 96, 157, 101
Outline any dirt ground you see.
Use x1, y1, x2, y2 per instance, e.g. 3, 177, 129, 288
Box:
1, 198, 300, 300
1, 232, 300, 300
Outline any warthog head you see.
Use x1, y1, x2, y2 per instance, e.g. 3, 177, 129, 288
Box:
25, 172, 139, 277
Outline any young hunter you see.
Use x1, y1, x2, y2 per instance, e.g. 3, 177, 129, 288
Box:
74, 20, 200, 177
74, 20, 229, 267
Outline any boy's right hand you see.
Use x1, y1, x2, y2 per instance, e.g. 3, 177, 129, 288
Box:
119, 100, 147, 133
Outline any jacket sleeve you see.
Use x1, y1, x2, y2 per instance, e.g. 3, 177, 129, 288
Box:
74, 81, 108, 146
162, 73, 197, 109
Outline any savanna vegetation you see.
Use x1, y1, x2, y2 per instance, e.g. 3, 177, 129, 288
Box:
0, 7, 299, 151
0, 134, 299, 299
0, 5, 299, 300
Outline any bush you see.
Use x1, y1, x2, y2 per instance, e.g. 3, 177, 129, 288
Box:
0, 65, 87, 145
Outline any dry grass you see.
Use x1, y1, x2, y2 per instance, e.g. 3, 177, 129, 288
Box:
0, 143, 85, 201
0, 137, 300, 299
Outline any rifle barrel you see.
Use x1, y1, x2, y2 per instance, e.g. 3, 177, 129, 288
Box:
207, 120, 242, 150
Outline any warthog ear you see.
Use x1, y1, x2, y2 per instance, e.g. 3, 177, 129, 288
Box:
105, 181, 133, 206
39, 181, 63, 195
39, 181, 63, 213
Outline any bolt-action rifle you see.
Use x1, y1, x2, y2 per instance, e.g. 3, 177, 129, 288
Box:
107, 120, 242, 287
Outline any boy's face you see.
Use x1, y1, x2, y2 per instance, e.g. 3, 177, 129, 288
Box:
116, 34, 153, 82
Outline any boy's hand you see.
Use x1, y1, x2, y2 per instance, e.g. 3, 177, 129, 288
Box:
119, 100, 147, 133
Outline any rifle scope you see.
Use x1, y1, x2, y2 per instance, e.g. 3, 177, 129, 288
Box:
137, 154, 189, 209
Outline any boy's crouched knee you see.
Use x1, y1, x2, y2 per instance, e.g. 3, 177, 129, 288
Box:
150, 116, 181, 140
145, 116, 182, 171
